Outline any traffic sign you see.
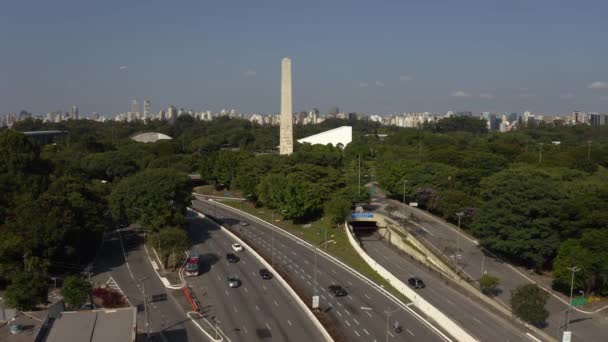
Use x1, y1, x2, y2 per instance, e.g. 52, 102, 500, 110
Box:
562, 331, 571, 342
312, 295, 319, 309
571, 297, 587, 306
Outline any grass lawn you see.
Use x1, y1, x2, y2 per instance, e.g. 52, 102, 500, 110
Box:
221, 199, 410, 303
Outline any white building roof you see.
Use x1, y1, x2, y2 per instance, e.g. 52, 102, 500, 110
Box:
297, 126, 352, 147
131, 132, 172, 143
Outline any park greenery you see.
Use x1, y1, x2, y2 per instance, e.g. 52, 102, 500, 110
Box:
0, 114, 607, 311
61, 275, 92, 309
510, 284, 550, 327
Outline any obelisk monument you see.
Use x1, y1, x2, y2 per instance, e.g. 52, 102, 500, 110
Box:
279, 57, 293, 155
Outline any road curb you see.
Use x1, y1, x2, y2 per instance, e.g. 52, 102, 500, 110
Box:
188, 207, 333, 342
142, 241, 186, 290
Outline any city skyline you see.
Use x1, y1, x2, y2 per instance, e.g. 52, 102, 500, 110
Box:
2, 1, 608, 115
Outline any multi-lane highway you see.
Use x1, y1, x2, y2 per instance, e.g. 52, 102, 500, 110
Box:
185, 212, 326, 341
357, 230, 531, 341
192, 197, 455, 342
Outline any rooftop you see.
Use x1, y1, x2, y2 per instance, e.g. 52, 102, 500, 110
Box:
45, 307, 136, 342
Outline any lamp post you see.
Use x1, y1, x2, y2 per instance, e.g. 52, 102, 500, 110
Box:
455, 212, 464, 266
565, 266, 581, 333
384, 306, 403, 342
137, 276, 150, 339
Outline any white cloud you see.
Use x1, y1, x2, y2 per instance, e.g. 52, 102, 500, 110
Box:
451, 90, 471, 97
375, 81, 385, 87
479, 93, 495, 100
243, 69, 257, 77
588, 81, 608, 89
399, 75, 413, 81
560, 93, 574, 100
358, 82, 369, 88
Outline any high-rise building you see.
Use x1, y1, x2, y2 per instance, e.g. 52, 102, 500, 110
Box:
279, 57, 294, 155
71, 105, 79, 120
143, 100, 151, 119
167, 106, 177, 121
131, 100, 139, 119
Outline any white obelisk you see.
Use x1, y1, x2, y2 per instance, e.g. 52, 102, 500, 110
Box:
279, 57, 293, 155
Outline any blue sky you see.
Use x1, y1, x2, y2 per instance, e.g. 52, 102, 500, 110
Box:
2, 0, 607, 116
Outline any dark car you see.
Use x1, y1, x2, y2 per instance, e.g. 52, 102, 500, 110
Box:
328, 285, 347, 297
259, 268, 273, 279
227, 275, 241, 288
408, 277, 425, 289
226, 253, 240, 263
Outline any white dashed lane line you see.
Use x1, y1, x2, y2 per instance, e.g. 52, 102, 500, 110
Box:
365, 311, 373, 318
407, 329, 415, 336
287, 320, 292, 326
345, 320, 351, 327
363, 328, 370, 335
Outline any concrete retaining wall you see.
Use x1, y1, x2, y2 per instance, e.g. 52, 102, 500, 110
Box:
345, 222, 477, 342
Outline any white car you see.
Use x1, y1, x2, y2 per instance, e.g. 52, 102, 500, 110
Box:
231, 243, 244, 252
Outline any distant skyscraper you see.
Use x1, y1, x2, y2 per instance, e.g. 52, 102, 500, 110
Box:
167, 106, 177, 121
279, 57, 294, 155
71, 105, 79, 120
131, 100, 139, 118
143, 100, 151, 119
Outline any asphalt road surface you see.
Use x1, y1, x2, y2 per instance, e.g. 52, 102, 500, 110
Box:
378, 197, 608, 342
357, 229, 531, 341
192, 198, 454, 342
184, 212, 326, 341
93, 228, 202, 342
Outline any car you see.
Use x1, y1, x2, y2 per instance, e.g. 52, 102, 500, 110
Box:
232, 243, 244, 252
185, 256, 200, 276
227, 276, 241, 288
259, 268, 273, 279
240, 221, 249, 226
226, 253, 240, 263
408, 277, 425, 289
328, 285, 347, 297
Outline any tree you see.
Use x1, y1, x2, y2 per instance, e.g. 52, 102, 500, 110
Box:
552, 229, 608, 296
479, 274, 500, 296
325, 197, 352, 226
4, 272, 48, 311
149, 227, 190, 268
62, 275, 92, 309
109, 169, 192, 230
510, 284, 550, 327
471, 167, 565, 269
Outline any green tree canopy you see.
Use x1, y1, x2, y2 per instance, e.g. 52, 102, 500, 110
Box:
472, 167, 565, 269
510, 284, 550, 327
109, 168, 192, 230
62, 275, 92, 309
4, 272, 49, 311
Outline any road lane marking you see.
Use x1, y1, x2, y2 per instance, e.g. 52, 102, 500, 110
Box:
244, 287, 248, 293
266, 322, 271, 330
364, 293, 371, 299
363, 328, 370, 335
347, 280, 353, 286
354, 330, 360, 337
365, 311, 373, 317
255, 305, 260, 311
345, 309, 351, 316
337, 311, 343, 317
388, 331, 394, 337
243, 326, 248, 334
407, 329, 415, 336
274, 300, 278, 307
287, 320, 292, 326
234, 305, 238, 313
225, 290, 228, 296
353, 318, 360, 325
345, 320, 351, 327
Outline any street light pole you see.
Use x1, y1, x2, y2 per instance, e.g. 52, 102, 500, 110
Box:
271, 210, 275, 267
455, 212, 464, 266
565, 266, 581, 333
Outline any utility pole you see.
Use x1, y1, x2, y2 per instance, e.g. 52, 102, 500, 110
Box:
271, 210, 275, 267
313, 246, 318, 295
141, 279, 150, 339
565, 266, 581, 333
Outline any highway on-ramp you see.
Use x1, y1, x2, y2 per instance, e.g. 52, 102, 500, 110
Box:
357, 229, 532, 341
192, 197, 455, 342
185, 212, 326, 341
